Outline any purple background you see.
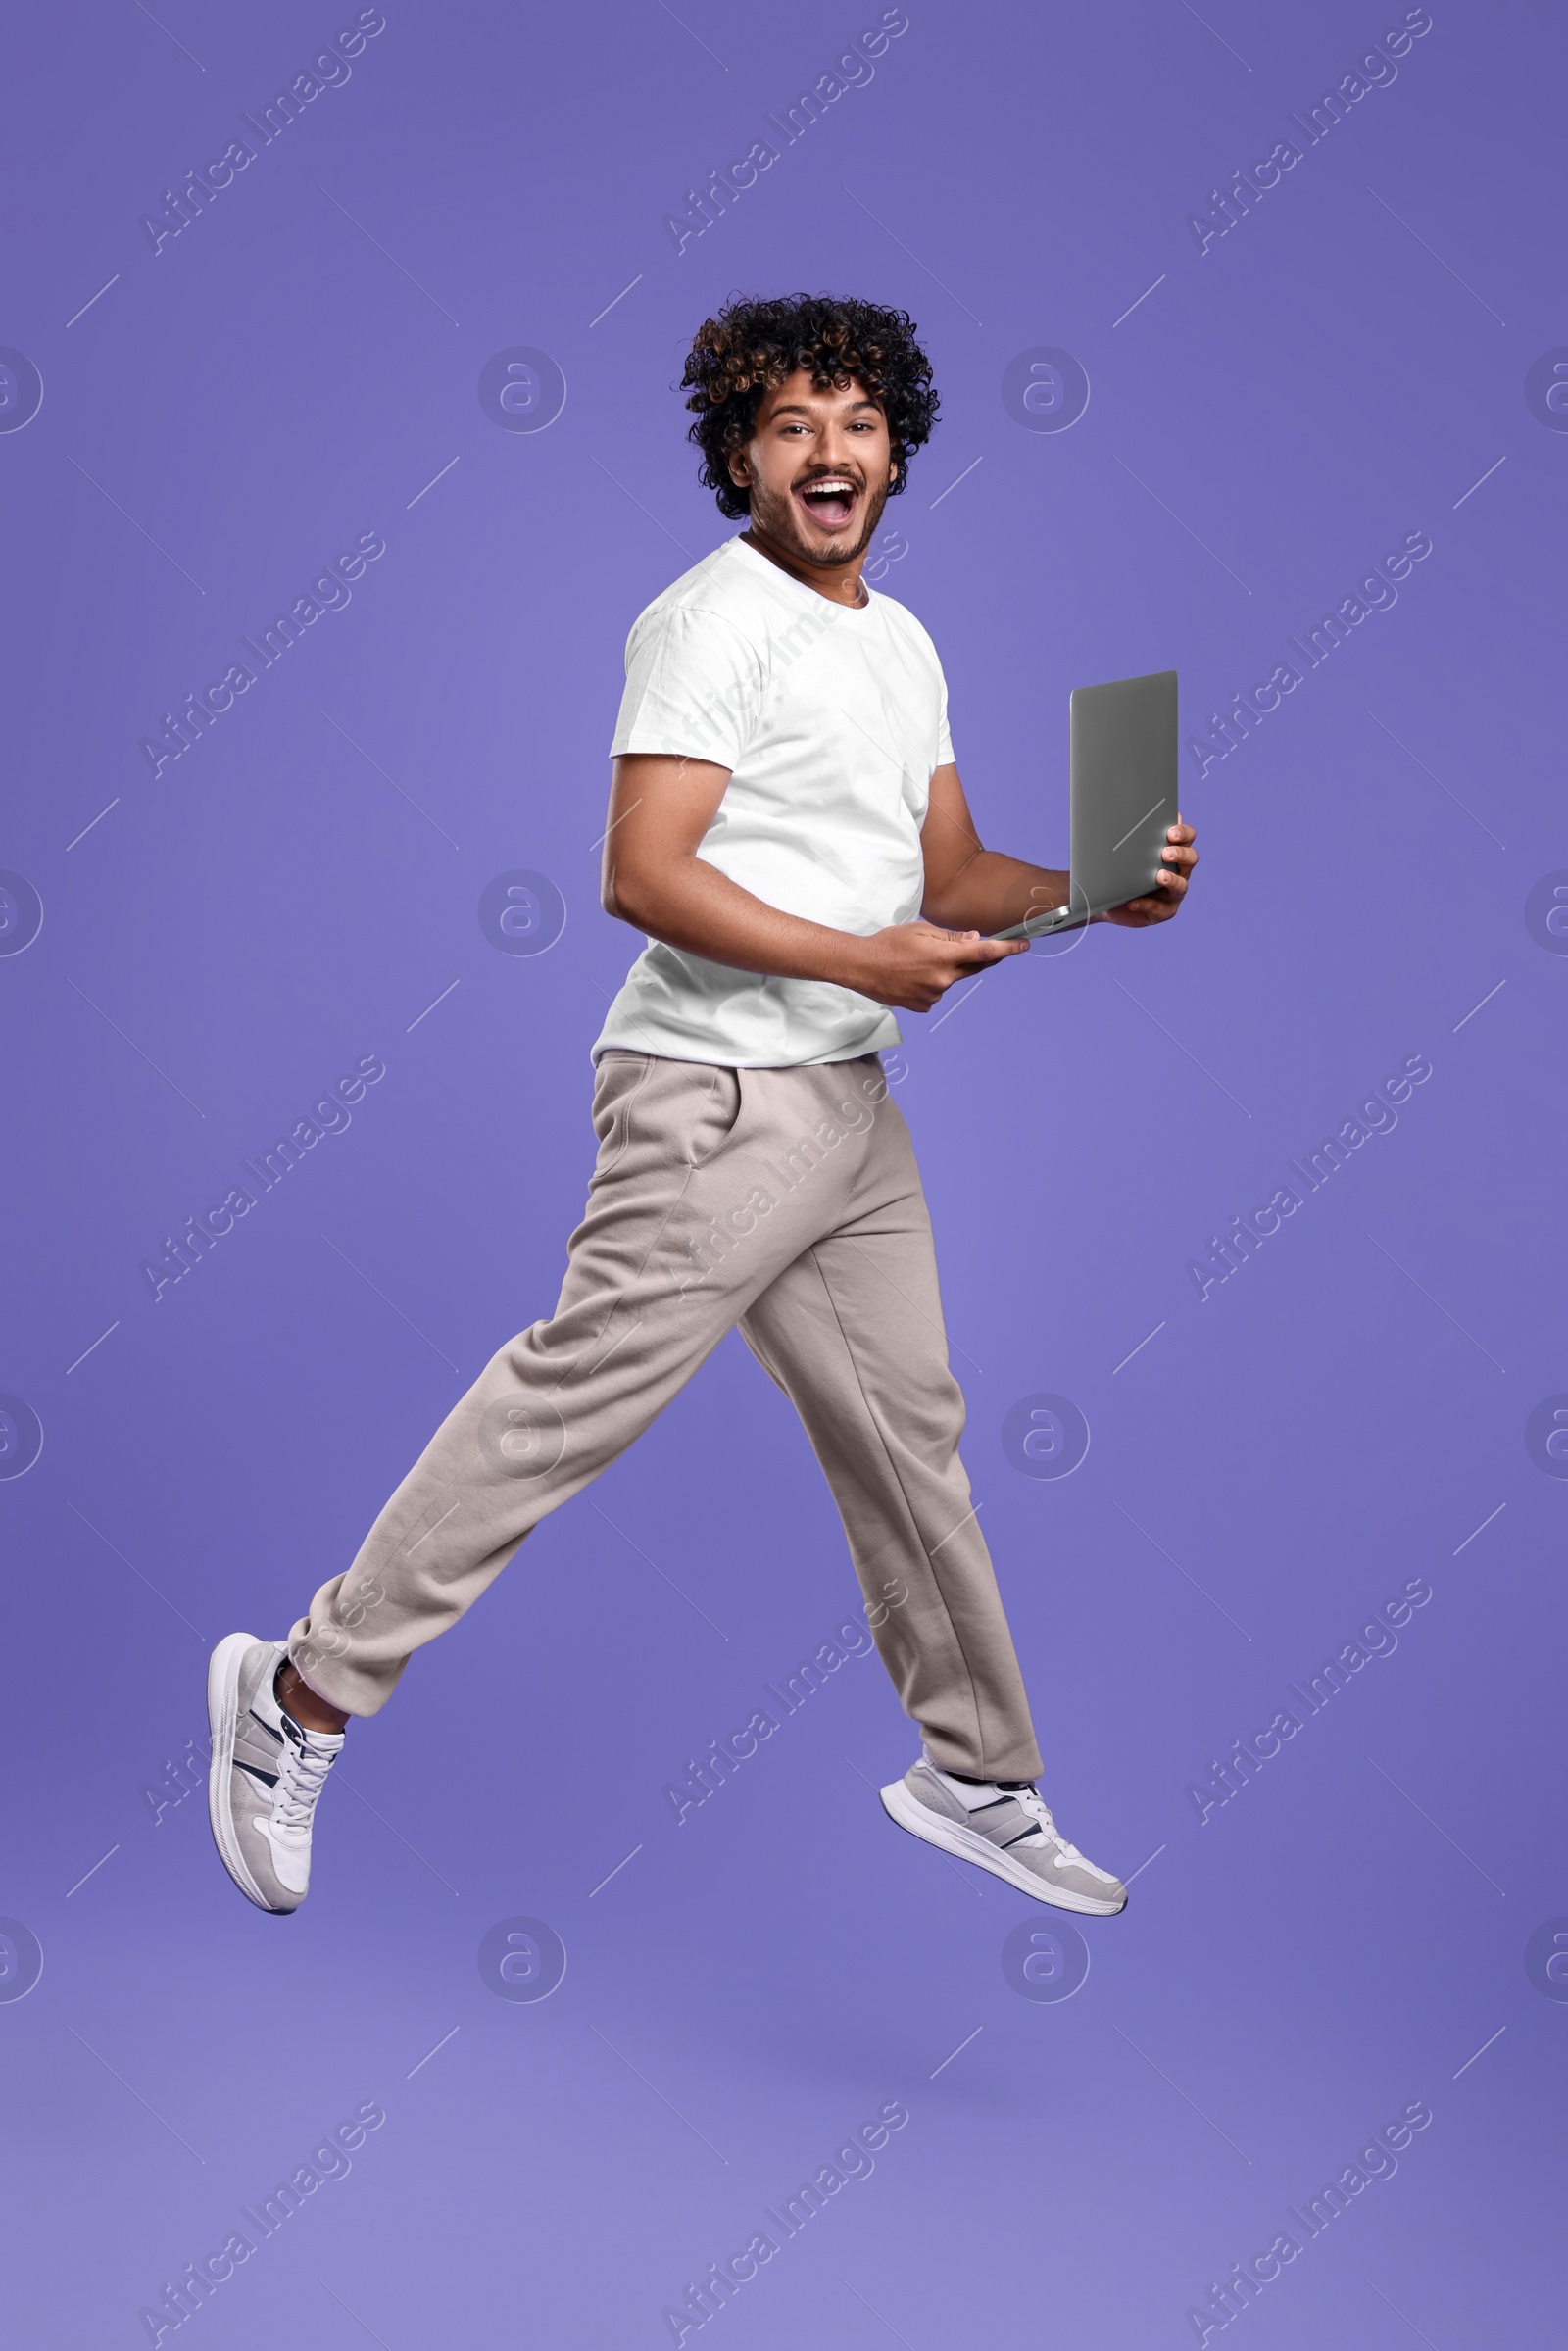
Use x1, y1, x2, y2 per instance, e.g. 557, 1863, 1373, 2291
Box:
3, 2, 1563, 2344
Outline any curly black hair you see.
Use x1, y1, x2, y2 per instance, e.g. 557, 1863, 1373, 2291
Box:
681, 293, 939, 519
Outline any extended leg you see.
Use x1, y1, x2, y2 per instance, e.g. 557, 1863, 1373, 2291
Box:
284, 1052, 907, 1717
286, 1054, 760, 1714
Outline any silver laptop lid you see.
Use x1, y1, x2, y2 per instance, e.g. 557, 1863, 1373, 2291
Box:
1069, 667, 1178, 916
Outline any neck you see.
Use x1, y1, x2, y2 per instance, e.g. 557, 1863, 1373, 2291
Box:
740, 524, 868, 608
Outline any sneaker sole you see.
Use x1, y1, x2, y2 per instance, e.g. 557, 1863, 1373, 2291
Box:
207, 1632, 290, 1914
879, 1780, 1127, 1915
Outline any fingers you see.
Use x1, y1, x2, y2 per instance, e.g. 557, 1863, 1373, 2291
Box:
1105, 886, 1180, 925
921, 922, 1031, 954
1156, 831, 1197, 902
906, 934, 1031, 1009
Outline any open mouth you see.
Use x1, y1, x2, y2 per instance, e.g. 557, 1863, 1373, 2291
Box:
793, 475, 860, 529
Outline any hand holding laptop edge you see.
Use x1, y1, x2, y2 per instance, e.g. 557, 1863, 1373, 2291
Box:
990, 816, 1198, 940
987, 668, 1196, 940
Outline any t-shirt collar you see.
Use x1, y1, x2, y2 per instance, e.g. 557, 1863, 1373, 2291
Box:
729, 532, 876, 617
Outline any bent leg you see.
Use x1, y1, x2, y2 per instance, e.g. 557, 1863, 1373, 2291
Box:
738, 1165, 1042, 1782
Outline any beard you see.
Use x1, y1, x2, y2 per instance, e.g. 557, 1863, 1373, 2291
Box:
746, 467, 895, 570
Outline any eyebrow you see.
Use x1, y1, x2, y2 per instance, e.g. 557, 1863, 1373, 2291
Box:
767, 399, 881, 418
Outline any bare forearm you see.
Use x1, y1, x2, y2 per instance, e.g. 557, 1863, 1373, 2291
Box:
607, 854, 874, 991
598, 754, 1043, 1017
920, 847, 1068, 934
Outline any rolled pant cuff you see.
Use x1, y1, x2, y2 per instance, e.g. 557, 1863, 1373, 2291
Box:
285, 1617, 387, 1719
919, 1731, 1044, 1783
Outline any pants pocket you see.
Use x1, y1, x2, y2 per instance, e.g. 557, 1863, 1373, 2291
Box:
590, 1053, 652, 1166
684, 1063, 745, 1171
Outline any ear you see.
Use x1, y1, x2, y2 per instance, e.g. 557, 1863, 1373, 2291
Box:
727, 453, 750, 487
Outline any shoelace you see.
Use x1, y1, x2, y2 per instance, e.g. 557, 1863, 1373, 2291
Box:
1010, 1785, 1085, 1859
271, 1726, 341, 1838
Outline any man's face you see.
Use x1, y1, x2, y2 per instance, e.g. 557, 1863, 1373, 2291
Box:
729, 369, 897, 570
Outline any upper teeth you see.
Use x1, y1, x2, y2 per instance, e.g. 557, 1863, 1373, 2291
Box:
806, 482, 852, 495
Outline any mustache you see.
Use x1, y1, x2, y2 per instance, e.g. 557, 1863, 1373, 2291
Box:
793, 469, 865, 491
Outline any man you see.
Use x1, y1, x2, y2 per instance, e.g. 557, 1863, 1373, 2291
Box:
207, 293, 1198, 1919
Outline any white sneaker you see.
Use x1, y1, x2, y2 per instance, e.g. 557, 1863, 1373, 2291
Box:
880, 1754, 1127, 1914
207, 1633, 344, 1914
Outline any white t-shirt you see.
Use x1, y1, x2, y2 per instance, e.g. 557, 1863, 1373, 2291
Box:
591, 534, 953, 1068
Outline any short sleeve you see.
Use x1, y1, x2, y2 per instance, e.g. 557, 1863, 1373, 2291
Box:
936, 677, 954, 769
610, 606, 764, 770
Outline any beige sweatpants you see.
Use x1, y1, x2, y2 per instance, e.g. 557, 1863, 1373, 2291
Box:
289, 1049, 1042, 1780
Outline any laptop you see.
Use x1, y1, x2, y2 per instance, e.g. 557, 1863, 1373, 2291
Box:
991, 668, 1177, 938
